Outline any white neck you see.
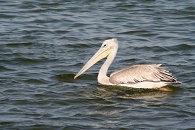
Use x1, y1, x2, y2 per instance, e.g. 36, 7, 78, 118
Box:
97, 48, 117, 85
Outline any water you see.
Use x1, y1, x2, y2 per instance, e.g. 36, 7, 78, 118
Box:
0, 0, 195, 129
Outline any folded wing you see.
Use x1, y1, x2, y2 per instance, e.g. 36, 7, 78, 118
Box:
109, 64, 178, 84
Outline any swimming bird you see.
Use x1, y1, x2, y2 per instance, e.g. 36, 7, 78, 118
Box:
74, 38, 180, 88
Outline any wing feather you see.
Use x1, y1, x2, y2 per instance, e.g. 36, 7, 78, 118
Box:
109, 64, 177, 84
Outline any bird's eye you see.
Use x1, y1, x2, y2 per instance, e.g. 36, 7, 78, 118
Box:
103, 44, 106, 48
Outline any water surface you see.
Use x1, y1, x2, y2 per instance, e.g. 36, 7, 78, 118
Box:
0, 0, 195, 129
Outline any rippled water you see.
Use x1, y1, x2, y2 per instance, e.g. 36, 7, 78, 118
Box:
1, 0, 195, 129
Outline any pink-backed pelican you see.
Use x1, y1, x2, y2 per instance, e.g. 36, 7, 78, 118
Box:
74, 38, 181, 88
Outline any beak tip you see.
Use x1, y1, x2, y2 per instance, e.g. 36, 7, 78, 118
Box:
74, 76, 77, 79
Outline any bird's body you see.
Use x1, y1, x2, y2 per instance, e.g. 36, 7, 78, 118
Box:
74, 39, 180, 88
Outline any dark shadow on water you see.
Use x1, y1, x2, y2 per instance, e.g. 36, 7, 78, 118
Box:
52, 73, 96, 83
53, 74, 75, 83
5, 42, 34, 47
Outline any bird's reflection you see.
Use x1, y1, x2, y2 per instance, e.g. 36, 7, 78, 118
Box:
94, 84, 181, 100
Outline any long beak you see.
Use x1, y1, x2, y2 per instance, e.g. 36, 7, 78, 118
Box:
74, 47, 112, 79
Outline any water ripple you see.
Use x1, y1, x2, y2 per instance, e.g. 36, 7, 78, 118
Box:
0, 0, 195, 129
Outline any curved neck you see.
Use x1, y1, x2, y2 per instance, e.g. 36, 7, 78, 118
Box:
98, 48, 117, 84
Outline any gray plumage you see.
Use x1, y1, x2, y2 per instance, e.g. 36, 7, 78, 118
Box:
109, 64, 178, 84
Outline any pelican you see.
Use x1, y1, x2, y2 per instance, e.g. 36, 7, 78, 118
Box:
74, 38, 181, 88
